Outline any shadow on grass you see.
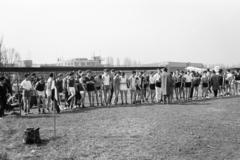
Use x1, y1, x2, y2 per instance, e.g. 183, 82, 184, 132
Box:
59, 103, 161, 115
59, 95, 240, 114
178, 102, 211, 105
36, 136, 61, 146
20, 114, 61, 119
8, 95, 240, 117
59, 101, 212, 114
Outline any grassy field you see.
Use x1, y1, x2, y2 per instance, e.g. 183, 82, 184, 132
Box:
1, 97, 240, 160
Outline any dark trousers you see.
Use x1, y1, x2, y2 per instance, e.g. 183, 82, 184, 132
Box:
213, 89, 218, 97
190, 87, 194, 98
51, 89, 60, 113
0, 100, 6, 117
75, 91, 81, 105
109, 87, 114, 104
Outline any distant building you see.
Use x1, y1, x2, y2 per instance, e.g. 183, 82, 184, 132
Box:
167, 61, 204, 72
15, 60, 33, 67
57, 56, 103, 67
40, 63, 57, 67
144, 61, 204, 72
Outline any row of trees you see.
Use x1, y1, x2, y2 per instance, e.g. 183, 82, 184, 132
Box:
0, 37, 21, 67
105, 56, 142, 67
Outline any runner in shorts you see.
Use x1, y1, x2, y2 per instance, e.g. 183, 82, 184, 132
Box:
142, 71, 150, 103
102, 69, 111, 106
234, 70, 240, 95
46, 73, 54, 112
218, 69, 224, 96
79, 72, 87, 108
135, 72, 142, 104
192, 72, 201, 99
179, 71, 185, 102
85, 70, 95, 107
149, 71, 156, 103
128, 70, 137, 104
67, 72, 76, 109
119, 72, 128, 105
20, 74, 32, 115
113, 71, 121, 105
35, 76, 46, 114
94, 74, 103, 106
201, 71, 209, 99
174, 70, 181, 102
154, 68, 162, 103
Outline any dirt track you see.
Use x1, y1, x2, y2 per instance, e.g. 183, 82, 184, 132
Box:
1, 97, 240, 160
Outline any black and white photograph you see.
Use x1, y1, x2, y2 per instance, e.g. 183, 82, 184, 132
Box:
1, 0, 240, 159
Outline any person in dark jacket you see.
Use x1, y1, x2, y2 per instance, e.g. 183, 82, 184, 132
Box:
211, 70, 220, 97
0, 76, 8, 118
4, 74, 12, 96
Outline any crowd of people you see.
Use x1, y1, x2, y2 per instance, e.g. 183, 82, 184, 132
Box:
0, 67, 240, 117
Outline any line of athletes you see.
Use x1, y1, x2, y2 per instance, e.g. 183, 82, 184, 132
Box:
19, 68, 240, 115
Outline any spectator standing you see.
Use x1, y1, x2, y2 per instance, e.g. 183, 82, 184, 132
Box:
35, 76, 46, 114
102, 69, 111, 106
161, 68, 170, 104
113, 71, 121, 105
154, 68, 162, 103
119, 72, 128, 105
210, 70, 220, 98
46, 73, 54, 112
20, 74, 32, 115
149, 72, 156, 103
128, 71, 137, 104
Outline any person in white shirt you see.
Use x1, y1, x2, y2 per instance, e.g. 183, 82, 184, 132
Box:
183, 71, 193, 101
46, 73, 54, 112
102, 69, 111, 106
225, 69, 233, 96
20, 74, 32, 115
119, 72, 128, 105
154, 68, 162, 103
149, 72, 156, 103
128, 70, 137, 104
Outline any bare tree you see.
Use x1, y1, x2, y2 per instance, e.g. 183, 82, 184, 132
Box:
133, 60, 137, 66
0, 37, 21, 67
137, 60, 141, 67
123, 57, 132, 67
116, 57, 120, 66
0, 37, 3, 67
109, 57, 114, 66
2, 48, 21, 67
105, 57, 110, 67
105, 56, 114, 67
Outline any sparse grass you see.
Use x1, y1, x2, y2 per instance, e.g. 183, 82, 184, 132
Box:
1, 97, 240, 160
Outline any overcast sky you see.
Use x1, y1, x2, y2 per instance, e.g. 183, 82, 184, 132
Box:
0, 0, 240, 65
